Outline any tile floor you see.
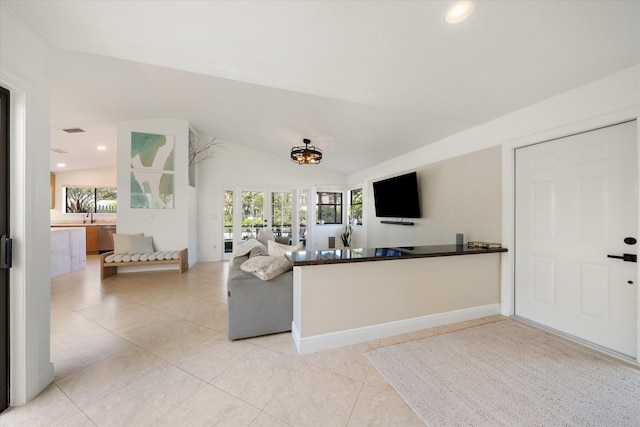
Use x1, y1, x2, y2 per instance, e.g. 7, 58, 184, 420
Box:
1, 256, 503, 426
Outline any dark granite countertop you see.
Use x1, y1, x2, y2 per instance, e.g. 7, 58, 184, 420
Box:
285, 244, 507, 266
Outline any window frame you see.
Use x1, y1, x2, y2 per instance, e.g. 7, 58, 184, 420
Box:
64, 186, 117, 213
316, 191, 343, 225
349, 187, 363, 226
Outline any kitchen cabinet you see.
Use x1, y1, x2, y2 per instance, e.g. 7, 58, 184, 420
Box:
85, 226, 98, 254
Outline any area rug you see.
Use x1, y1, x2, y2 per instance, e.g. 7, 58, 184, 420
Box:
365, 320, 640, 426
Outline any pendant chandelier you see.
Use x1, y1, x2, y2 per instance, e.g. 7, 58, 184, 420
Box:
290, 139, 322, 165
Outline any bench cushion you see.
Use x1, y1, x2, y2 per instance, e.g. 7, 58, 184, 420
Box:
104, 250, 182, 263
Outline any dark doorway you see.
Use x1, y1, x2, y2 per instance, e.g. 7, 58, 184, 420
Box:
0, 86, 10, 412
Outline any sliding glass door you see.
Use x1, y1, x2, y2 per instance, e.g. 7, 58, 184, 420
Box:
223, 187, 305, 258
241, 191, 264, 240
271, 192, 293, 244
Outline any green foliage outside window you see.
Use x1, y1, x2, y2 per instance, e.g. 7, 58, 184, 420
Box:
241, 191, 264, 228
350, 188, 363, 225
272, 192, 293, 236
65, 187, 117, 213
316, 192, 342, 224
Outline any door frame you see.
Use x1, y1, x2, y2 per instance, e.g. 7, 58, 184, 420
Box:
220, 185, 302, 260
501, 110, 640, 362
0, 85, 10, 412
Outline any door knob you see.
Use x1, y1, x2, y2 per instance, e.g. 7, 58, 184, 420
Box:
607, 253, 637, 262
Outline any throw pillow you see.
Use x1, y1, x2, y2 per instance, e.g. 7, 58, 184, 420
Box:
113, 233, 144, 255
240, 255, 293, 280
257, 228, 276, 246
128, 235, 154, 254
249, 246, 269, 258
267, 240, 303, 257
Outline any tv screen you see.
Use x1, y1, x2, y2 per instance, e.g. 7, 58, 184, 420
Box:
373, 172, 421, 218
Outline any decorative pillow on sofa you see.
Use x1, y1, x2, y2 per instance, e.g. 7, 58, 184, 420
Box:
249, 246, 269, 258
128, 235, 154, 254
267, 240, 303, 257
240, 255, 293, 280
257, 228, 276, 246
113, 233, 144, 255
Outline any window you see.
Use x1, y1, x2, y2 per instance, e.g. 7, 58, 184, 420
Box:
241, 191, 264, 239
316, 192, 342, 224
272, 192, 293, 240
65, 187, 117, 213
298, 192, 307, 247
349, 188, 363, 225
223, 190, 233, 253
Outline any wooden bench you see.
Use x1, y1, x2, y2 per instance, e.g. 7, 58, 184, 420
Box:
100, 248, 189, 279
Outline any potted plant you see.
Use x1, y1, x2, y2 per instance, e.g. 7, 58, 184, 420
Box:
339, 224, 353, 248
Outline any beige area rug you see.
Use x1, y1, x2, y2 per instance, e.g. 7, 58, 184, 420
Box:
366, 320, 640, 426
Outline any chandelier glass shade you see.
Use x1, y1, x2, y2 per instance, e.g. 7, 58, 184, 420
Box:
290, 139, 322, 164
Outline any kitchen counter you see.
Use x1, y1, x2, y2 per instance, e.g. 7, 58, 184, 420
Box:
50, 227, 86, 278
50, 223, 116, 254
50, 223, 115, 227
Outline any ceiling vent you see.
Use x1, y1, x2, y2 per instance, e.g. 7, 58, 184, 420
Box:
62, 128, 85, 133
50, 148, 69, 154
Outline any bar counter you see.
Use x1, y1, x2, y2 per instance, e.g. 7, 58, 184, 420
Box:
286, 244, 507, 266
289, 243, 507, 354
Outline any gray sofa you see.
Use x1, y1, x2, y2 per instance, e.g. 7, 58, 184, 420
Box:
227, 253, 293, 340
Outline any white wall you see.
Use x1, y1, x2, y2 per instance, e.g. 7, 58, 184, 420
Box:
117, 119, 196, 265
0, 2, 54, 405
50, 166, 117, 224
196, 141, 345, 261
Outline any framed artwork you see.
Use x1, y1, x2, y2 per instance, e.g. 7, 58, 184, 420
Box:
130, 132, 175, 209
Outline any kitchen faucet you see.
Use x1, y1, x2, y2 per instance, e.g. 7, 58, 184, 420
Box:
86, 211, 95, 224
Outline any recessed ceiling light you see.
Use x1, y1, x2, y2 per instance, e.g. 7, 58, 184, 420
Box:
444, 1, 474, 24
97, 145, 107, 151
57, 163, 66, 168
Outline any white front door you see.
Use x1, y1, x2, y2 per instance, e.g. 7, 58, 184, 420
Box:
515, 120, 638, 358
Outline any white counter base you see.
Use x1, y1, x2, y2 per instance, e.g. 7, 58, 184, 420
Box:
292, 253, 503, 354
50, 227, 86, 278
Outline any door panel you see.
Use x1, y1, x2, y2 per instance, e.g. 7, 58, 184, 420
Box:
515, 121, 638, 358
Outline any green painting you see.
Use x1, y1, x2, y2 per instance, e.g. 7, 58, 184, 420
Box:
130, 132, 175, 209
131, 132, 174, 170
130, 172, 174, 209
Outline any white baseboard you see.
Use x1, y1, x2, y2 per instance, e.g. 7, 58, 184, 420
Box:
291, 321, 302, 353
293, 303, 501, 354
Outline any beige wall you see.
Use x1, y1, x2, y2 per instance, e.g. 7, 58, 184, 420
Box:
365, 146, 501, 248
294, 253, 501, 338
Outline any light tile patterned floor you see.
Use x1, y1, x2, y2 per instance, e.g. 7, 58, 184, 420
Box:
1, 256, 503, 426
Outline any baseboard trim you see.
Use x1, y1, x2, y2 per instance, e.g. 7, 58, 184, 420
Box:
291, 321, 302, 353
38, 362, 54, 394
293, 303, 501, 354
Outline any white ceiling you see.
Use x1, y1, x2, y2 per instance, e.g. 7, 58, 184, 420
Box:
4, 0, 639, 175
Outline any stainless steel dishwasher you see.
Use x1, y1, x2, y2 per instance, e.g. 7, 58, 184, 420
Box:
97, 225, 116, 253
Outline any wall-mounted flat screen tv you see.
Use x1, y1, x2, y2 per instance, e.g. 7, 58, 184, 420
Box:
373, 171, 421, 218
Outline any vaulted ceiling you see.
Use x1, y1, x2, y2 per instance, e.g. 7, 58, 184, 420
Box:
4, 0, 639, 175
